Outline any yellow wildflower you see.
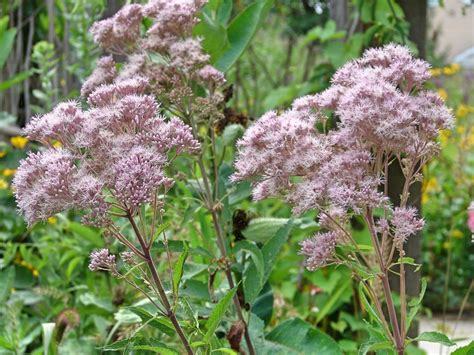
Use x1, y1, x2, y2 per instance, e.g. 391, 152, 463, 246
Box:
32, 269, 40, 277
0, 179, 8, 190
457, 104, 469, 118
443, 241, 451, 249
424, 177, 439, 193
438, 129, 450, 146
422, 193, 429, 205
47, 216, 58, 224
52, 141, 62, 149
2, 168, 16, 177
430, 68, 442, 77
10, 136, 28, 149
0, 151, 6, 158
450, 63, 461, 73
452, 230, 463, 239
437, 88, 448, 101
457, 126, 465, 135
442, 65, 458, 75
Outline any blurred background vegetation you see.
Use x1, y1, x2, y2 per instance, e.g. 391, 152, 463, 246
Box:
0, 0, 473, 353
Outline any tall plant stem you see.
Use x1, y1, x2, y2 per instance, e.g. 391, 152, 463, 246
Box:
366, 210, 404, 354
127, 214, 194, 355
196, 155, 256, 355
189, 117, 256, 354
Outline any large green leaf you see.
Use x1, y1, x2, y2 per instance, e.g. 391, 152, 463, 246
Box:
452, 341, 474, 355
234, 240, 264, 286
266, 318, 342, 354
244, 220, 293, 304
194, 11, 229, 61
204, 286, 237, 342
214, 0, 273, 72
242, 218, 289, 243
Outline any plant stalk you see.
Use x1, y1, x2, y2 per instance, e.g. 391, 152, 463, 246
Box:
188, 115, 256, 355
128, 214, 194, 355
366, 210, 404, 354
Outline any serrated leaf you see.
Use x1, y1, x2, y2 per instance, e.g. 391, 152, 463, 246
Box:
415, 331, 455, 346
204, 286, 237, 342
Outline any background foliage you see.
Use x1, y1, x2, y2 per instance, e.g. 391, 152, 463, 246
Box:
0, 0, 472, 353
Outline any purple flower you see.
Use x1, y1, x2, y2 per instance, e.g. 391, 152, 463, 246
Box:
81, 56, 117, 98
299, 232, 338, 271
391, 207, 425, 245
89, 249, 117, 272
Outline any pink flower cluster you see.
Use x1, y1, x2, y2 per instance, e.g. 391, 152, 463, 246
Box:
89, 249, 117, 273
233, 44, 453, 270
86, 0, 225, 116
14, 77, 199, 226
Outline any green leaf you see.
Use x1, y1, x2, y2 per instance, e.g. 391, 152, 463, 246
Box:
216, 0, 233, 24
222, 123, 244, 146
66, 256, 83, 280
194, 11, 229, 61
261, 220, 293, 280
0, 267, 15, 304
42, 323, 56, 355
128, 307, 175, 336
0, 70, 32, 92
173, 242, 189, 295
234, 240, 264, 285
415, 331, 455, 346
214, 0, 273, 72
102, 339, 130, 351
452, 341, 474, 355
0, 16, 9, 34
406, 278, 427, 330
358, 282, 385, 330
0, 28, 16, 69
266, 318, 342, 354
316, 280, 351, 323
133, 345, 178, 354
242, 217, 289, 243
251, 283, 273, 325
204, 286, 238, 342
244, 220, 293, 304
